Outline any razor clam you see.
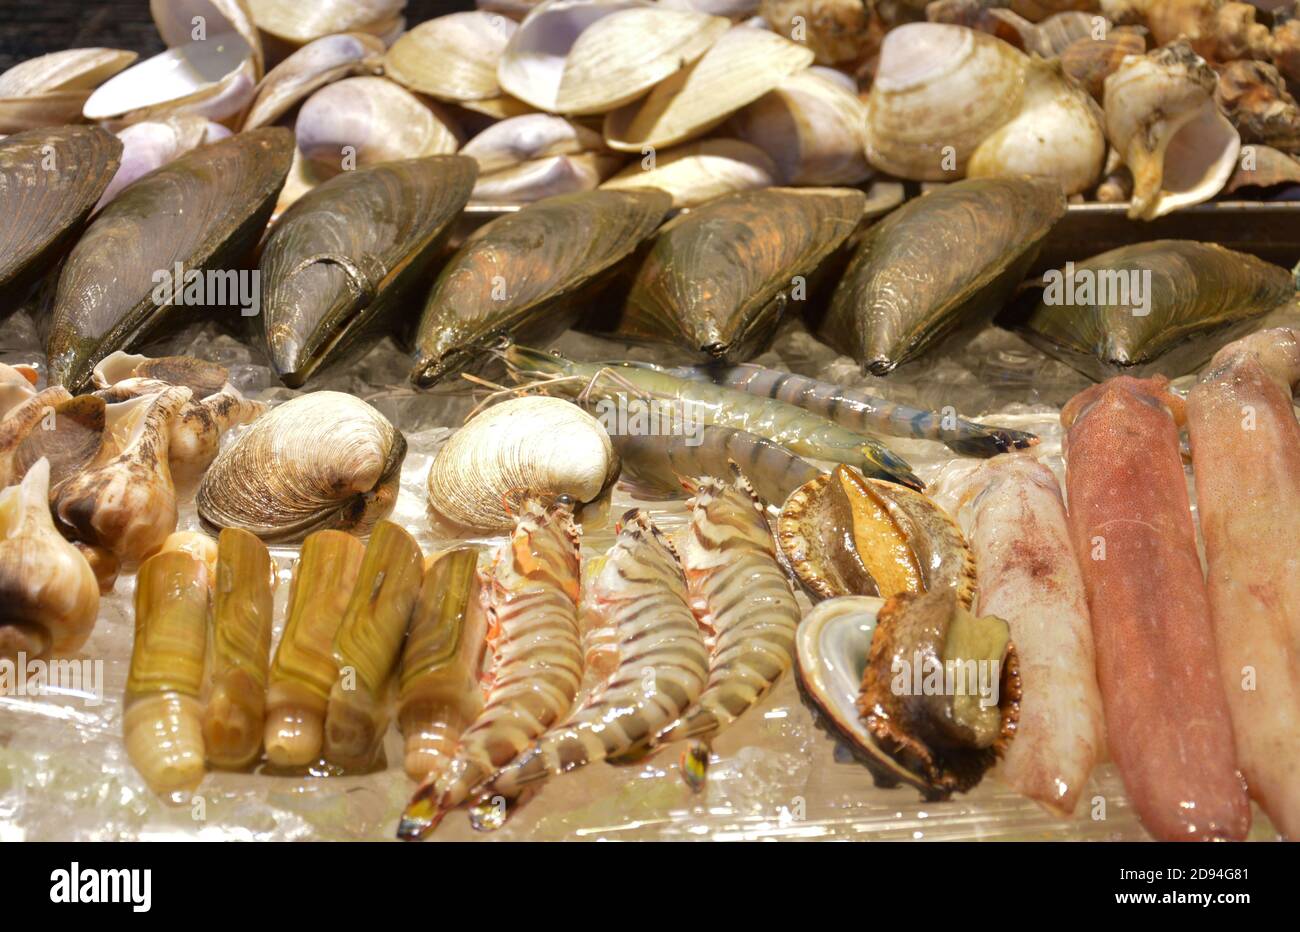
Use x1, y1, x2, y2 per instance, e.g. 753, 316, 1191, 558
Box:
196, 391, 405, 543
260, 155, 477, 387
777, 465, 977, 606
0, 459, 100, 665
243, 32, 386, 131
204, 528, 276, 771
323, 520, 426, 772
0, 126, 122, 304
264, 530, 366, 768
1007, 240, 1298, 381
604, 187, 865, 362
427, 395, 619, 533
821, 177, 1066, 376
125, 549, 211, 796
409, 189, 671, 387
53, 387, 192, 564
46, 127, 294, 392
399, 546, 489, 783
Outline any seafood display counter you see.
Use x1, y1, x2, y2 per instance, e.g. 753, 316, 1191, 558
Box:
3, 0, 1300, 845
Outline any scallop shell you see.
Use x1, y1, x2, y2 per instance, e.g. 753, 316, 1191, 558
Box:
498, 0, 730, 115
864, 22, 1028, 181
243, 32, 386, 130
426, 396, 619, 533
0, 126, 123, 304
385, 11, 517, 103
599, 138, 776, 208
196, 391, 406, 543
777, 467, 977, 608
603, 24, 814, 152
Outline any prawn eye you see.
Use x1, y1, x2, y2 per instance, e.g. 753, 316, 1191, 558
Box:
555, 494, 576, 507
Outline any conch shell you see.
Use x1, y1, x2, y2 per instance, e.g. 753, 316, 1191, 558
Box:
1103, 40, 1240, 220
426, 396, 619, 533
196, 392, 406, 543
53, 386, 191, 564
1214, 60, 1300, 153
0, 459, 100, 664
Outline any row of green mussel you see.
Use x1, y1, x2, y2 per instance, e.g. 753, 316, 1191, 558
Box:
4, 123, 1298, 394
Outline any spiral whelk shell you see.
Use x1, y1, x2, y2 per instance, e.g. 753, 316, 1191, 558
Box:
197, 391, 406, 543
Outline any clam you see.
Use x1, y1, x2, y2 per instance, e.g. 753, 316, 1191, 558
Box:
599, 138, 776, 208
124, 549, 210, 796
264, 529, 366, 768
1214, 60, 1300, 153
294, 77, 460, 175
1103, 41, 1240, 220
243, 32, 386, 130
426, 396, 619, 534
90, 352, 267, 481
409, 189, 670, 387
800, 587, 1019, 798
0, 459, 100, 665
604, 24, 814, 152
323, 520, 425, 772
196, 392, 406, 543
204, 528, 276, 770
865, 23, 1028, 181
1006, 241, 1298, 381
498, 0, 731, 115
461, 114, 606, 176
1059, 29, 1147, 101
0, 363, 39, 419
98, 116, 231, 210
247, 0, 406, 47
1032, 10, 1111, 54
821, 177, 1066, 376
53, 386, 191, 564
778, 465, 977, 607
46, 127, 293, 392
469, 151, 621, 204
84, 0, 263, 128
1224, 144, 1300, 194
0, 126, 122, 304
606, 187, 866, 361
9, 395, 106, 494
0, 48, 137, 133
967, 57, 1107, 195
925, 0, 1047, 55
0, 387, 75, 489
260, 155, 477, 387
385, 11, 517, 103
729, 68, 872, 186
759, 0, 880, 66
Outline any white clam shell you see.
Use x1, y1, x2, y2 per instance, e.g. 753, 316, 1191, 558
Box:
1103, 42, 1241, 220
968, 58, 1106, 196
498, 0, 731, 115
247, 0, 405, 46
0, 48, 137, 132
385, 11, 517, 102
600, 137, 776, 208
865, 22, 1028, 181
243, 32, 386, 130
471, 151, 621, 204
603, 24, 814, 152
98, 116, 231, 210
461, 113, 605, 175
426, 396, 618, 533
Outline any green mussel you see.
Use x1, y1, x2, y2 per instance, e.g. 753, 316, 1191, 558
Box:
409, 189, 672, 388
820, 177, 1067, 376
46, 127, 294, 391
0, 125, 122, 305
1005, 240, 1298, 380
260, 154, 477, 387
603, 186, 866, 361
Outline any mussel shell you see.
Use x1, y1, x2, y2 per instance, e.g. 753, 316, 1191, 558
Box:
821, 177, 1066, 376
409, 188, 672, 387
606, 187, 866, 361
46, 127, 294, 392
1005, 240, 1298, 381
196, 391, 406, 543
260, 155, 477, 387
0, 126, 123, 304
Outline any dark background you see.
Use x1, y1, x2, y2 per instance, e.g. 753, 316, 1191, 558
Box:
0, 0, 474, 69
